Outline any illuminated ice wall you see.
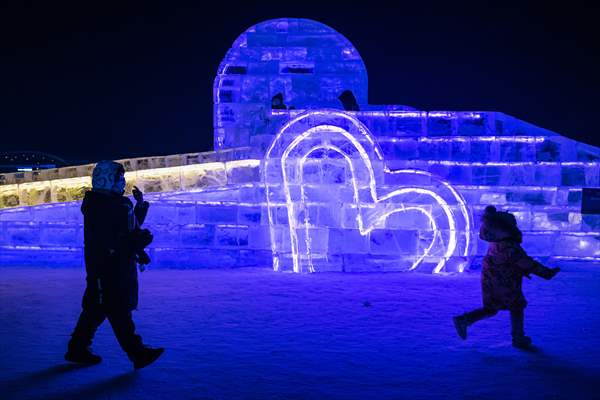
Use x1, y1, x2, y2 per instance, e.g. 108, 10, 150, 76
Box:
1, 18, 600, 272
263, 110, 472, 273
214, 18, 369, 153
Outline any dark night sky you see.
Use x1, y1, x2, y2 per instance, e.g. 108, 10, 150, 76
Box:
1, 1, 599, 163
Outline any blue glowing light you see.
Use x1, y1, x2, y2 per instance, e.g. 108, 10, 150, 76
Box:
0, 18, 599, 272
264, 110, 472, 273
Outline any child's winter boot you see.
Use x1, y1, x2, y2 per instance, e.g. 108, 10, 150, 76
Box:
65, 346, 102, 365
453, 315, 468, 340
510, 308, 533, 349
132, 346, 164, 370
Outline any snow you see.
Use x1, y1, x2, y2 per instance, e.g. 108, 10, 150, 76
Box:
1, 263, 599, 399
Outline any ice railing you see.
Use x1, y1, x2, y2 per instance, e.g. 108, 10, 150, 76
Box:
0, 147, 255, 209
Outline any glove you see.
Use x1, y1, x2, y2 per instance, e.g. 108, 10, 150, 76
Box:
533, 264, 560, 280
132, 228, 153, 249
548, 267, 561, 279
132, 186, 144, 203
136, 250, 151, 272
137, 250, 151, 265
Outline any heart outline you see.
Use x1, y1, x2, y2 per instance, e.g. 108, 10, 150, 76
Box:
264, 110, 473, 273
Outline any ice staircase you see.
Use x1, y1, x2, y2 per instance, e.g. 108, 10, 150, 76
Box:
1, 110, 599, 271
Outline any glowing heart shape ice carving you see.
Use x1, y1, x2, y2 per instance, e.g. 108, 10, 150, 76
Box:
264, 110, 472, 273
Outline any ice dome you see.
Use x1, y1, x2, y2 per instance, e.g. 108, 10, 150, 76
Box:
213, 18, 368, 150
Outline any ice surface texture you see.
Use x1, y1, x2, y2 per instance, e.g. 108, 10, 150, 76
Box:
213, 18, 369, 151
263, 110, 472, 273
1, 18, 600, 270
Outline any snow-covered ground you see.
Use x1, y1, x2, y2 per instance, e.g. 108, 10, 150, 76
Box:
1, 264, 599, 400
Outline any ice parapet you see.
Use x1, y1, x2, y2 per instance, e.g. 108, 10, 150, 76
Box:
0, 161, 258, 209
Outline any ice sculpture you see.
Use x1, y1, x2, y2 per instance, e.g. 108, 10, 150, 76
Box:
1, 18, 599, 272
213, 18, 370, 153
264, 110, 471, 273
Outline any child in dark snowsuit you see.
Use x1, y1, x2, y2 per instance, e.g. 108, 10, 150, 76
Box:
65, 160, 164, 369
453, 205, 560, 349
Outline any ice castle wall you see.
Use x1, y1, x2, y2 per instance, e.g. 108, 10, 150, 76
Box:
2, 110, 599, 270
213, 18, 371, 151
1, 18, 599, 271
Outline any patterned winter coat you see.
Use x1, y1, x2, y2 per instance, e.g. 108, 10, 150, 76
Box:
81, 190, 149, 311
479, 209, 554, 310
481, 241, 553, 310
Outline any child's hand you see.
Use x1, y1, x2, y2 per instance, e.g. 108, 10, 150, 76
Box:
132, 228, 153, 249
137, 251, 151, 265
532, 264, 560, 280
136, 250, 151, 272
133, 186, 144, 203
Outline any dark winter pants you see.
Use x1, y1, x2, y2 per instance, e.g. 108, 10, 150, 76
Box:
462, 307, 525, 338
68, 306, 144, 360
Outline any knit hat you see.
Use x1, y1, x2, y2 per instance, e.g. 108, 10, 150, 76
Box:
91, 160, 125, 194
479, 205, 522, 243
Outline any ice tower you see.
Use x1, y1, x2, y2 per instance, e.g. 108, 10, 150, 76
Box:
1, 18, 599, 273
214, 18, 369, 153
